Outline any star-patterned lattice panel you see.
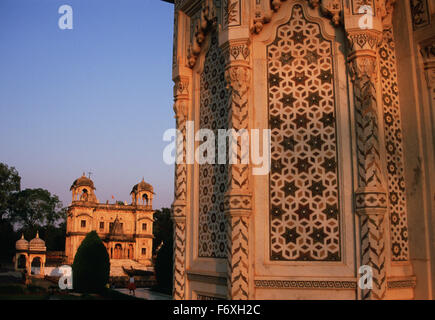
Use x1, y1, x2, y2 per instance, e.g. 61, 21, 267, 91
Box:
268, 5, 341, 261
198, 34, 229, 258
379, 28, 410, 261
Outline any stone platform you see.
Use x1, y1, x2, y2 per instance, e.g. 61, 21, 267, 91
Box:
110, 259, 153, 277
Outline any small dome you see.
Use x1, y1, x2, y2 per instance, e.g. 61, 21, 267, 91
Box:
29, 232, 46, 252
70, 173, 95, 191
131, 178, 154, 194
16, 234, 29, 251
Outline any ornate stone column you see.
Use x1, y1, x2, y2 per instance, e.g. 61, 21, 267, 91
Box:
345, 2, 389, 300
172, 76, 189, 300
222, 40, 252, 300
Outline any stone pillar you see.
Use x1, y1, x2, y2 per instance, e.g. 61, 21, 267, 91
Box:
27, 257, 31, 275
172, 76, 189, 300
345, 1, 389, 300
222, 40, 252, 300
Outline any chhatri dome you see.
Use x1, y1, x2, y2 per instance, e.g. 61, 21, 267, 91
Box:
29, 231, 46, 252
130, 178, 154, 206
70, 173, 95, 191
70, 173, 98, 203
15, 234, 29, 251
131, 178, 154, 195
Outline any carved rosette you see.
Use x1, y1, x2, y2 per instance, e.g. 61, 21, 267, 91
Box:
172, 76, 189, 300
347, 29, 388, 300
222, 41, 252, 300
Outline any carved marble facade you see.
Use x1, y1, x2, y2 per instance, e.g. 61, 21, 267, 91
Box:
168, 0, 435, 300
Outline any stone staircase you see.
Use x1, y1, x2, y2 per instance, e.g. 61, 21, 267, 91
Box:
110, 259, 152, 277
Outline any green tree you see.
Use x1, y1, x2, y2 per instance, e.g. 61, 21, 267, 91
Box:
72, 231, 110, 293
8, 188, 65, 230
0, 163, 20, 220
0, 163, 21, 259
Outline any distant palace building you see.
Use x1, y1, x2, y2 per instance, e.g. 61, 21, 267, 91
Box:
65, 174, 155, 273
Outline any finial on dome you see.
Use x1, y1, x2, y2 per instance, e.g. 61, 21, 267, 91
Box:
21, 233, 24, 239
36, 231, 39, 238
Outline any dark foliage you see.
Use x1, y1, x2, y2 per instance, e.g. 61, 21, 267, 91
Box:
72, 231, 110, 293
8, 188, 65, 230
152, 207, 172, 254
0, 163, 20, 220
0, 219, 16, 259
153, 207, 173, 293
0, 162, 66, 259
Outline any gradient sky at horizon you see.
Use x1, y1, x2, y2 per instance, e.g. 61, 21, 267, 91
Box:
0, 0, 175, 209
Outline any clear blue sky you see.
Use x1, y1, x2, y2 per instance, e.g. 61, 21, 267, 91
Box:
0, 0, 175, 209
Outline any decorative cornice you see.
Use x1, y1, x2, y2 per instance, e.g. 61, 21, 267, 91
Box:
69, 202, 153, 212
254, 279, 358, 290
387, 278, 417, 289
251, 0, 342, 34
187, 271, 228, 285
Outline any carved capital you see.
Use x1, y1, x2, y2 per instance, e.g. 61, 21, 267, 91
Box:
222, 41, 250, 66
346, 29, 382, 84
173, 77, 189, 121
348, 54, 378, 82
225, 65, 250, 96
173, 76, 189, 98
347, 30, 382, 53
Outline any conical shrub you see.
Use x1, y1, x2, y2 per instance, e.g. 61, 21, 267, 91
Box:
72, 231, 110, 293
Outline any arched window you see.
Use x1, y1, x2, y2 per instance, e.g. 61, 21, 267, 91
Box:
142, 193, 148, 205
31, 257, 41, 275
114, 244, 122, 259
80, 189, 89, 201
